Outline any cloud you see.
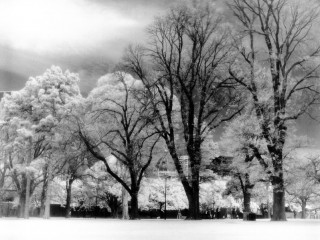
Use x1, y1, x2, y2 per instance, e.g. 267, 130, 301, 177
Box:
0, 44, 114, 94
0, 0, 141, 53
86, 0, 177, 10
0, 0, 172, 93
0, 0, 180, 94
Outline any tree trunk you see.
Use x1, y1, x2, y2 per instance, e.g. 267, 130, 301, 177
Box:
242, 173, 253, 220
183, 184, 200, 220
168, 144, 201, 219
40, 174, 48, 217
0, 168, 7, 218
0, 190, 4, 218
43, 188, 51, 219
301, 199, 307, 219
243, 191, 251, 213
242, 191, 252, 221
190, 141, 201, 220
19, 188, 26, 218
24, 137, 33, 219
0, 200, 2, 218
266, 183, 271, 218
186, 152, 200, 220
272, 187, 286, 221
130, 191, 139, 219
271, 161, 286, 221
43, 170, 52, 219
187, 181, 200, 220
108, 195, 120, 218
122, 186, 129, 219
65, 178, 73, 218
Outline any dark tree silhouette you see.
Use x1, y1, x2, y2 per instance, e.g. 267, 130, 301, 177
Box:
122, 1, 242, 219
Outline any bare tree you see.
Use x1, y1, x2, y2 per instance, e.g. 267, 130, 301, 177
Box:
122, 1, 242, 219
228, 0, 320, 220
78, 73, 160, 219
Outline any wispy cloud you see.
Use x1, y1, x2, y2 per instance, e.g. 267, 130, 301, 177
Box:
0, 0, 142, 53
0, 0, 177, 93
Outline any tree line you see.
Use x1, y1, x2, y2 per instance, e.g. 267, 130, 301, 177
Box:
1, 0, 320, 221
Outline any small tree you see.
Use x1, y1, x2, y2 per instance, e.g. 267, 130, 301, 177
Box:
139, 178, 188, 214
82, 161, 123, 218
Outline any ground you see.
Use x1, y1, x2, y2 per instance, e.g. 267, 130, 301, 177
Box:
0, 218, 319, 240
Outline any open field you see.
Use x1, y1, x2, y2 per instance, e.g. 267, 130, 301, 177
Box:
0, 218, 319, 240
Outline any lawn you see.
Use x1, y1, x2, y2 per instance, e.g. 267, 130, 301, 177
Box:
0, 218, 319, 240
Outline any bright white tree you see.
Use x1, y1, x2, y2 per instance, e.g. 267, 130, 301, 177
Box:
0, 66, 82, 218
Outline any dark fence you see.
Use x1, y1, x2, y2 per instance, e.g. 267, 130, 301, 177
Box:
0, 203, 272, 219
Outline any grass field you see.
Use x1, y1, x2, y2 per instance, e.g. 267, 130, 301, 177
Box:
0, 218, 319, 240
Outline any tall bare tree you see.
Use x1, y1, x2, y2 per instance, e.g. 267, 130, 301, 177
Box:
122, 1, 242, 219
228, 0, 320, 220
